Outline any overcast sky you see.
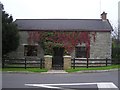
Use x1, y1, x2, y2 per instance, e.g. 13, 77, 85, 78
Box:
1, 0, 120, 28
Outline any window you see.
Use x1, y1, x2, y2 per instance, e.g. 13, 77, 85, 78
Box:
24, 45, 37, 56
75, 46, 86, 58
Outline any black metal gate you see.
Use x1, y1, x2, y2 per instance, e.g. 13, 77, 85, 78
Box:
52, 47, 64, 70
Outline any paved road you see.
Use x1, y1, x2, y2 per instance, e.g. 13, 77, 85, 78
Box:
2, 70, 120, 90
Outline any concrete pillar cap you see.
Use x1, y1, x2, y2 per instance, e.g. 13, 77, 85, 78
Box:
63, 55, 71, 58
44, 55, 52, 58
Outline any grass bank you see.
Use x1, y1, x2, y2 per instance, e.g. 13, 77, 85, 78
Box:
66, 65, 120, 73
1, 65, 120, 73
2, 68, 48, 72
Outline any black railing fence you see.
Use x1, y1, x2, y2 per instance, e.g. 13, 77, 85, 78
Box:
2, 58, 45, 69
71, 58, 119, 69
2, 57, 119, 69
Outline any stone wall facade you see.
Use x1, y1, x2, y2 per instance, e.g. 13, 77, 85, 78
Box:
8, 31, 44, 59
8, 31, 111, 59
90, 32, 111, 59
7, 31, 111, 69
71, 32, 111, 59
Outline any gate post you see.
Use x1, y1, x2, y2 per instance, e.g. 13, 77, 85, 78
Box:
63, 56, 71, 70
44, 55, 52, 70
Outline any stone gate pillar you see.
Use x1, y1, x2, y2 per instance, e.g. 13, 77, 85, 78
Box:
44, 55, 52, 70
63, 56, 71, 70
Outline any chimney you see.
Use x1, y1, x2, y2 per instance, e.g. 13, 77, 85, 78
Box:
101, 12, 107, 21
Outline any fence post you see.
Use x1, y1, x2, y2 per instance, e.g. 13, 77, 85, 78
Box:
73, 58, 75, 69
25, 58, 26, 69
106, 58, 108, 66
40, 58, 42, 69
87, 58, 89, 68
42, 58, 44, 68
2, 58, 5, 68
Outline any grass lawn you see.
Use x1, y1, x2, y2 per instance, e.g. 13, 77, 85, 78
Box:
2, 68, 48, 72
66, 65, 120, 73
1, 65, 120, 73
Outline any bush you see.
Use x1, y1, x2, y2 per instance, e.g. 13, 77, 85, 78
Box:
112, 47, 120, 64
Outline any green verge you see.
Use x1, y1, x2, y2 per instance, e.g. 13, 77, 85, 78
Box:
66, 65, 120, 73
2, 68, 48, 72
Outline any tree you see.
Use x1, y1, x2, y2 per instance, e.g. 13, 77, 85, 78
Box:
2, 6, 19, 56
111, 21, 120, 46
111, 22, 120, 64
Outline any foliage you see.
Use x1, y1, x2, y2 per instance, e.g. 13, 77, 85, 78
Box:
28, 31, 96, 55
112, 47, 120, 58
112, 39, 120, 64
27, 31, 96, 55
2, 7, 20, 56
112, 38, 120, 48
112, 37, 120, 59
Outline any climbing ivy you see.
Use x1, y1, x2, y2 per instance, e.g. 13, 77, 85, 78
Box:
27, 31, 96, 55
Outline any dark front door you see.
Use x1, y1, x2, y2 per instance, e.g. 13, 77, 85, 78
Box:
52, 47, 64, 70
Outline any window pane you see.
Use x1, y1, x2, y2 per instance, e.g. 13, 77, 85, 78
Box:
24, 45, 37, 56
75, 47, 86, 58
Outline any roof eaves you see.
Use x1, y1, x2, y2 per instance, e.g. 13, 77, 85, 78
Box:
106, 19, 114, 31
19, 29, 111, 32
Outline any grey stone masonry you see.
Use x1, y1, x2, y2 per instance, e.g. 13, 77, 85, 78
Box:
7, 31, 28, 58
63, 56, 71, 70
8, 31, 111, 60
90, 32, 111, 59
8, 31, 44, 59
44, 55, 52, 70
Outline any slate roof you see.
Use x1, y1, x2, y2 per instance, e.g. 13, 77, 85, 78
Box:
15, 19, 113, 31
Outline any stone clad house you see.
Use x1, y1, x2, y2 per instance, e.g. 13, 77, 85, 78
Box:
8, 12, 113, 69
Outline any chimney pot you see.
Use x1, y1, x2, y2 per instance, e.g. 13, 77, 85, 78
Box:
101, 12, 107, 21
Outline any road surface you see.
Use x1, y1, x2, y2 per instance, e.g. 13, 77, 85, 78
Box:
2, 70, 120, 90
